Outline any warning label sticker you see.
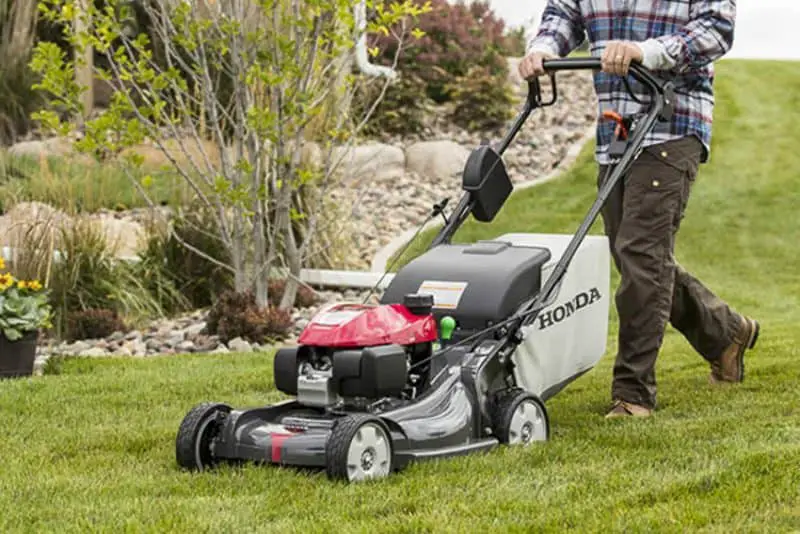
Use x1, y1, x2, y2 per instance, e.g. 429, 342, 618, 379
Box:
312, 309, 363, 326
417, 280, 468, 310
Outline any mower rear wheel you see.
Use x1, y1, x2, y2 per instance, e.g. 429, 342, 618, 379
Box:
176, 402, 231, 471
326, 415, 393, 483
491, 388, 549, 445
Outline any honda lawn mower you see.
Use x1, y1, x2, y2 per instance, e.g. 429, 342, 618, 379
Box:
175, 58, 676, 482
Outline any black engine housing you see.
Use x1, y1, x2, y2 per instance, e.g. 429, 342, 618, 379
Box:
381, 240, 551, 334
274, 344, 409, 400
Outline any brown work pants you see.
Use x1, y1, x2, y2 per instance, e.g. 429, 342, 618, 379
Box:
597, 136, 742, 409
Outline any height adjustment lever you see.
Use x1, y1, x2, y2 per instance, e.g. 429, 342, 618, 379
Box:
603, 110, 636, 159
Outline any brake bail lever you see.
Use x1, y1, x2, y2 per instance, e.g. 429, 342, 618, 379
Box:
539, 72, 558, 107
526, 73, 557, 108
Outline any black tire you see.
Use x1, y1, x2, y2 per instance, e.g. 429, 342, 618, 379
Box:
325, 414, 394, 483
491, 387, 550, 445
175, 402, 231, 471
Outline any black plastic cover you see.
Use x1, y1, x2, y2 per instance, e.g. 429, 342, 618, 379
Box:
274, 347, 299, 395
403, 293, 434, 315
333, 345, 408, 398
361, 345, 408, 398
381, 241, 551, 332
461, 145, 513, 222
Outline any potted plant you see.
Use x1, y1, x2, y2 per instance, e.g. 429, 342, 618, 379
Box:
0, 257, 52, 378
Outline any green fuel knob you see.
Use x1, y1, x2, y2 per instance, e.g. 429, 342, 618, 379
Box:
440, 316, 456, 341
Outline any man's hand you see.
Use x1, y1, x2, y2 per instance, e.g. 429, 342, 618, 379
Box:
601, 41, 644, 76
519, 50, 558, 80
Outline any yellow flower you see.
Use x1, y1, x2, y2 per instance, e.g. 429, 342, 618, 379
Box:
17, 280, 28, 290
28, 280, 43, 291
0, 272, 13, 291
0, 257, 5, 271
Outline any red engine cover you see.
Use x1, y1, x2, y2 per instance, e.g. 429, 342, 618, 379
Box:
297, 302, 437, 348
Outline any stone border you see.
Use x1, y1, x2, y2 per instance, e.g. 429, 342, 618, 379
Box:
369, 123, 597, 273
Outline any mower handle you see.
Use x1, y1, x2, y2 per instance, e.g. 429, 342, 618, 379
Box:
539, 57, 667, 99
429, 57, 674, 249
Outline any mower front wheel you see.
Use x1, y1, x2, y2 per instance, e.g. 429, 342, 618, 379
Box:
325, 414, 394, 483
176, 402, 232, 471
491, 388, 549, 445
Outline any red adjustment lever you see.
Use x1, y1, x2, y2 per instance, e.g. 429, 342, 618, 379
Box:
602, 110, 628, 140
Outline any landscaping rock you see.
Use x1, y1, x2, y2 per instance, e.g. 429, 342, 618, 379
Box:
0, 201, 72, 249
404, 140, 471, 184
8, 137, 75, 159
228, 337, 253, 353
333, 142, 406, 184
90, 215, 145, 258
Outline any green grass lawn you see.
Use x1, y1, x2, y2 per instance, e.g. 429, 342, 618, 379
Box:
1, 59, 799, 533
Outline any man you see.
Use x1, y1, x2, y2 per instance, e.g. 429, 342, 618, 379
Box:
520, 0, 759, 418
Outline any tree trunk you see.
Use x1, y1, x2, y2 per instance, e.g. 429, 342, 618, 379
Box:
74, 0, 93, 126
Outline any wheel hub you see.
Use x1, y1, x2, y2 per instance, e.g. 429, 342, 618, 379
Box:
345, 422, 391, 482
361, 447, 376, 471
508, 398, 548, 445
520, 422, 533, 443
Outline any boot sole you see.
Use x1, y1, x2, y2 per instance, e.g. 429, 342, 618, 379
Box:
738, 318, 760, 381
748, 320, 760, 349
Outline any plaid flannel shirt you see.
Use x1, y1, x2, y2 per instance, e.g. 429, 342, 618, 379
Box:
527, 0, 736, 164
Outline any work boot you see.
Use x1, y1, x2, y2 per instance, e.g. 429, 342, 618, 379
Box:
604, 399, 652, 418
710, 315, 760, 384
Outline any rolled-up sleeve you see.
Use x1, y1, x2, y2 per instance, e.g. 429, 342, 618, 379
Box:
526, 0, 585, 58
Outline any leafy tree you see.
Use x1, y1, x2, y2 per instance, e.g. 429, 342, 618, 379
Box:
30, 0, 430, 310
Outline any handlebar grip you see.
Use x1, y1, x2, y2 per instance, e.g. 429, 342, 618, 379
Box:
540, 57, 665, 97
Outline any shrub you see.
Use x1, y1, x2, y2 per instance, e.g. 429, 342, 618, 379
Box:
5, 207, 178, 341
205, 290, 293, 345
501, 26, 528, 57
45, 215, 174, 337
447, 66, 515, 133
66, 308, 128, 341
372, 0, 510, 104
138, 204, 233, 310
268, 278, 319, 309
353, 72, 431, 138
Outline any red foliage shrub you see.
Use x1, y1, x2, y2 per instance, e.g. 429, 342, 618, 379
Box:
371, 0, 511, 103
206, 290, 294, 344
66, 308, 129, 341
267, 279, 319, 309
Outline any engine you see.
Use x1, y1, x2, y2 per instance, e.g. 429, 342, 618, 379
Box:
273, 295, 439, 408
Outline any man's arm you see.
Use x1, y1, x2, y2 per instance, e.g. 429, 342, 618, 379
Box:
526, 0, 585, 58
638, 0, 736, 72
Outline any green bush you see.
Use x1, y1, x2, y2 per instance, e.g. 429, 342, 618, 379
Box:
138, 204, 233, 310
354, 72, 431, 138
447, 66, 515, 133
46, 216, 175, 338
205, 290, 293, 345
66, 307, 128, 341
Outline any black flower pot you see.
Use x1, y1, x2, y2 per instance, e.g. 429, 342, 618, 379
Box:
0, 331, 38, 378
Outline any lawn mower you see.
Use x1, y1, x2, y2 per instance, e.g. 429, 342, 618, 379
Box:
175, 58, 676, 482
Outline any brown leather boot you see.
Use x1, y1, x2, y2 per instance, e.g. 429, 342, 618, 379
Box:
710, 315, 760, 384
604, 400, 653, 418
